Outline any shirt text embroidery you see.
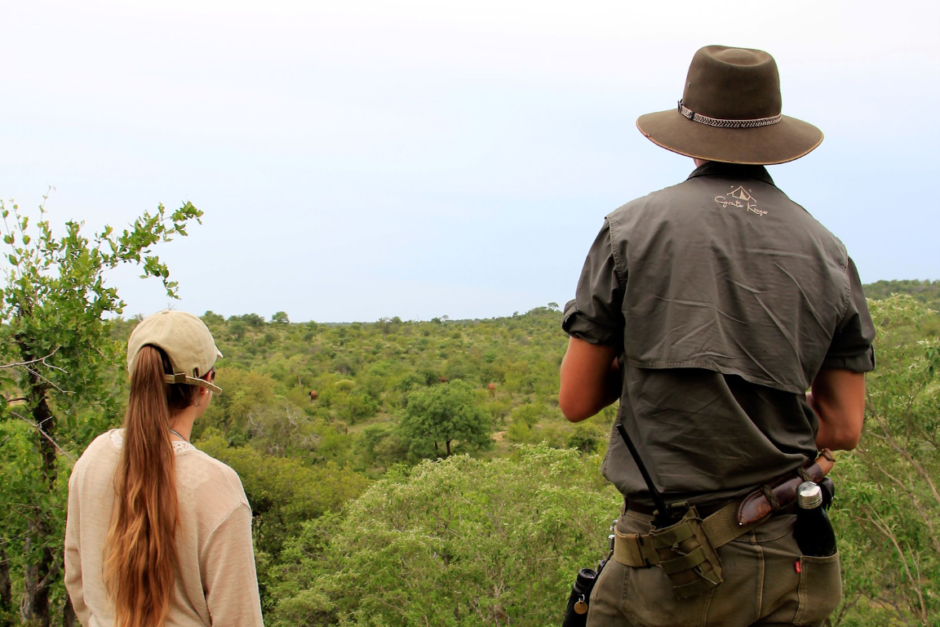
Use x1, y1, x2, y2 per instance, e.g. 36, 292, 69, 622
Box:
715, 186, 767, 216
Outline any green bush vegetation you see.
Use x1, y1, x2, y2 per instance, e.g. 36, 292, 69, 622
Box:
269, 446, 617, 626
829, 295, 939, 625
863, 280, 940, 313
0, 200, 937, 626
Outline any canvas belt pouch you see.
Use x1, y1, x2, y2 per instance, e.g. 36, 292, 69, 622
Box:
613, 498, 775, 599
612, 452, 836, 599
614, 505, 730, 599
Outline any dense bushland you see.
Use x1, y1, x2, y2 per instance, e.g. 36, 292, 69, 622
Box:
0, 200, 937, 625
270, 446, 618, 626
830, 295, 939, 625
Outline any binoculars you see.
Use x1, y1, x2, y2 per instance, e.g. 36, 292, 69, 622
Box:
562, 568, 597, 627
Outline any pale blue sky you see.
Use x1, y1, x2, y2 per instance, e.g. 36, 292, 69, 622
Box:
1, 0, 937, 322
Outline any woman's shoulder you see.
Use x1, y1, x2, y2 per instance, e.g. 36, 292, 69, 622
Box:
74, 429, 121, 466
69, 430, 124, 493
176, 448, 249, 510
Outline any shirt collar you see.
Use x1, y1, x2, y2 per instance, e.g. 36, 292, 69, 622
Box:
687, 161, 775, 187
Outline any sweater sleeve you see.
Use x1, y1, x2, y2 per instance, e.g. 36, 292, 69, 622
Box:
201, 504, 265, 626
64, 470, 92, 625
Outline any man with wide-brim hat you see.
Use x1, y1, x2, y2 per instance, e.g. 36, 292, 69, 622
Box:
558, 45, 875, 626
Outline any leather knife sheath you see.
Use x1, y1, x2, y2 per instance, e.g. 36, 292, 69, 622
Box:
736, 451, 834, 526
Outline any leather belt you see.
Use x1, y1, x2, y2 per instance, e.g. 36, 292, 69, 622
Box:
626, 498, 728, 519
624, 450, 835, 527
626, 498, 795, 520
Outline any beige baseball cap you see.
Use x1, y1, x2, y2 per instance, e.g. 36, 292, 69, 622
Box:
127, 310, 223, 395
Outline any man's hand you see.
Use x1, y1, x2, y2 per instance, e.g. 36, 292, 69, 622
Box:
808, 369, 866, 450
559, 337, 621, 422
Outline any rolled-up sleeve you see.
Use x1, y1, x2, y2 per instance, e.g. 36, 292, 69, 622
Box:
561, 220, 626, 348
821, 257, 876, 372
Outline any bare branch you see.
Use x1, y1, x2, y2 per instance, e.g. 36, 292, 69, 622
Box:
23, 366, 72, 396
8, 411, 77, 462
830, 592, 863, 627
872, 595, 914, 627
884, 429, 940, 508
0, 347, 62, 371
864, 506, 927, 622
856, 448, 940, 556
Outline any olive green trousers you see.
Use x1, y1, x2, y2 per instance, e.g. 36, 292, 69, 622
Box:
587, 510, 842, 627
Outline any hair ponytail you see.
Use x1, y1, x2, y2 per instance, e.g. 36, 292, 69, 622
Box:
104, 345, 196, 627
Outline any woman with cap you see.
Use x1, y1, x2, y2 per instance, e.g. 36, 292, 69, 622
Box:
64, 310, 264, 627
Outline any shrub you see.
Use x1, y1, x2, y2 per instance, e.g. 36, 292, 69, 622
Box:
270, 445, 618, 626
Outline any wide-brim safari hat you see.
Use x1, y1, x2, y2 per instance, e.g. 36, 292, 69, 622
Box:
636, 45, 823, 165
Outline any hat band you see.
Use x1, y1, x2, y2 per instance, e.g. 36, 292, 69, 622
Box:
678, 100, 782, 129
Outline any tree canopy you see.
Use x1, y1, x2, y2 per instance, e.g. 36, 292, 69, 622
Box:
400, 379, 492, 458
270, 445, 618, 627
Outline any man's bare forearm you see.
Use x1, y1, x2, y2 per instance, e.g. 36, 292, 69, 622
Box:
807, 371, 866, 450
559, 338, 619, 422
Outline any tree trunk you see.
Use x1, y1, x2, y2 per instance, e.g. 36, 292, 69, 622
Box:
20, 367, 57, 627
0, 538, 12, 626
446, 439, 452, 456
62, 597, 76, 627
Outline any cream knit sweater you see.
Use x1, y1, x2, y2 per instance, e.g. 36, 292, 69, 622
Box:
64, 430, 265, 626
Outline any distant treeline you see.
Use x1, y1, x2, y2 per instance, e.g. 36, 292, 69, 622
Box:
863, 279, 940, 311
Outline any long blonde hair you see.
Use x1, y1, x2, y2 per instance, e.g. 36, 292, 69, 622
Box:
104, 345, 198, 627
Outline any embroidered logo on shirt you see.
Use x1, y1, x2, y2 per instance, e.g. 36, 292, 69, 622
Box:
715, 186, 767, 216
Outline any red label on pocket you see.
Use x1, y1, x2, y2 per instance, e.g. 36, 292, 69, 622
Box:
794, 560, 802, 574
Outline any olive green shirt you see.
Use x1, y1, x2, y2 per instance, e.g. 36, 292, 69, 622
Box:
563, 162, 875, 506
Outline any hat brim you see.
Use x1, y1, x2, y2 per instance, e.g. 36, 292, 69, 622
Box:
636, 109, 823, 165
164, 373, 223, 395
